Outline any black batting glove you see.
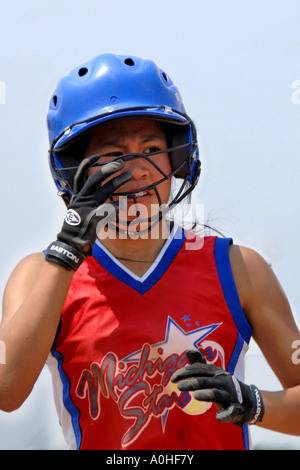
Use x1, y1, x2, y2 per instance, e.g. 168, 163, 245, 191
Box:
45, 154, 132, 271
171, 349, 264, 427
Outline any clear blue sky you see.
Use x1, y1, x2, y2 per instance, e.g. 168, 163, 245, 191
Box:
0, 0, 300, 449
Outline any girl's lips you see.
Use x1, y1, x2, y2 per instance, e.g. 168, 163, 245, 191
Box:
127, 192, 152, 203
114, 189, 153, 203
129, 190, 148, 198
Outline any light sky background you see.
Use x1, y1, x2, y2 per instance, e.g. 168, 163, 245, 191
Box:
0, 0, 300, 450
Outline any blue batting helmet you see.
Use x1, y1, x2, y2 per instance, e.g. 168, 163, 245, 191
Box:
47, 53, 200, 204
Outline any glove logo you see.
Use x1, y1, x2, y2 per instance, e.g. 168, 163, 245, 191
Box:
65, 209, 81, 226
231, 376, 243, 404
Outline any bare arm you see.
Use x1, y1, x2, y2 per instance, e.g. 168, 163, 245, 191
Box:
0, 253, 74, 411
229, 245, 300, 435
0, 155, 133, 412
259, 387, 300, 435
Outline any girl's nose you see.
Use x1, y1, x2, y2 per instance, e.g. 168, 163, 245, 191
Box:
125, 158, 150, 181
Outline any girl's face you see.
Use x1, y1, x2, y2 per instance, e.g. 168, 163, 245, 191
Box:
84, 119, 172, 228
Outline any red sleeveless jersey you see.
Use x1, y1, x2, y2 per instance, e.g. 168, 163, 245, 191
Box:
47, 225, 252, 450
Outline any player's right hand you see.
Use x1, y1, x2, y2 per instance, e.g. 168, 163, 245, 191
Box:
45, 154, 132, 270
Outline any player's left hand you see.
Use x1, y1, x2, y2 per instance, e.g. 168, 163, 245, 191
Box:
171, 349, 264, 427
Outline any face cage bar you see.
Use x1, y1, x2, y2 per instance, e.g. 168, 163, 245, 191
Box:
99, 161, 195, 237
53, 144, 199, 235
49, 105, 197, 192
53, 142, 193, 192
107, 170, 197, 237
49, 102, 200, 233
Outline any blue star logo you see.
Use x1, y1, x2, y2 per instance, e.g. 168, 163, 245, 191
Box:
124, 317, 221, 364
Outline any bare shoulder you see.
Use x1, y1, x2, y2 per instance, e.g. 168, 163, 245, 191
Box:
228, 243, 293, 319
2, 252, 45, 325
6, 252, 46, 283
228, 243, 269, 273
228, 244, 289, 312
229, 243, 300, 387
228, 244, 272, 307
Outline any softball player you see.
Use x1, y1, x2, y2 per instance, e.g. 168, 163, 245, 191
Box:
1, 53, 300, 450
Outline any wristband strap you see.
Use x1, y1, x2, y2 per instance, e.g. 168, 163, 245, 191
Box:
248, 385, 264, 424
45, 241, 86, 271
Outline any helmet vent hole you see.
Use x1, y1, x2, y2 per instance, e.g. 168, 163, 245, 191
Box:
78, 67, 88, 77
162, 72, 168, 82
124, 58, 135, 66
53, 95, 58, 107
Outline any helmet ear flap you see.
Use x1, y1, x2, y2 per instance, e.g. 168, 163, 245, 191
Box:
51, 132, 91, 196
161, 122, 196, 180
170, 126, 190, 179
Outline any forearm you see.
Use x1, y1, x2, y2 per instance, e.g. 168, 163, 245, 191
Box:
257, 387, 300, 435
0, 260, 73, 411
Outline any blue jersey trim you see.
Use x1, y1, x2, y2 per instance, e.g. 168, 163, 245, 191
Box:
92, 225, 186, 295
214, 237, 252, 345
227, 332, 246, 375
242, 425, 251, 450
214, 238, 252, 451
51, 326, 82, 450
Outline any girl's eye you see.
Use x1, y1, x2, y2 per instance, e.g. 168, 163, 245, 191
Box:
102, 152, 123, 158
144, 147, 160, 155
